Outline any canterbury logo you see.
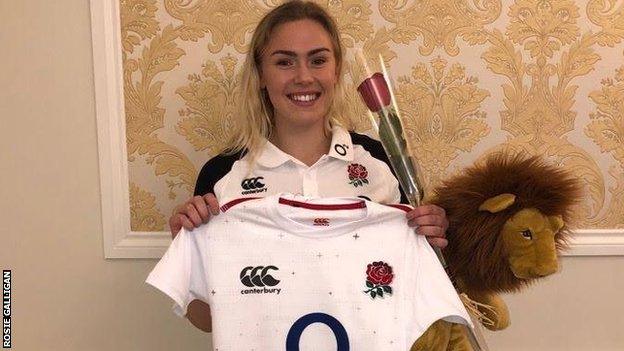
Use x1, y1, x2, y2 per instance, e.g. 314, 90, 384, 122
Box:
241, 177, 265, 190
313, 218, 330, 226
240, 266, 280, 287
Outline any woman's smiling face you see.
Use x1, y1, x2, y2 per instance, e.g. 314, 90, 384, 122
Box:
259, 19, 338, 131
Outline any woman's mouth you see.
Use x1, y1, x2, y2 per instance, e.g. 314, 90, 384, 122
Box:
288, 93, 321, 106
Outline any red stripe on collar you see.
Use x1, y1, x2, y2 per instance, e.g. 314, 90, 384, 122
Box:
220, 197, 261, 212
278, 197, 366, 211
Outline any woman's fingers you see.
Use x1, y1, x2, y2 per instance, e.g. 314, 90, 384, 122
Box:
179, 214, 195, 232
405, 204, 449, 249
170, 213, 195, 239
169, 193, 220, 239
426, 236, 449, 249
406, 205, 448, 229
203, 193, 220, 216
185, 202, 203, 227
191, 195, 210, 223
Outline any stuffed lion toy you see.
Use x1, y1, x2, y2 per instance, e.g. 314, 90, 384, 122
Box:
412, 153, 582, 351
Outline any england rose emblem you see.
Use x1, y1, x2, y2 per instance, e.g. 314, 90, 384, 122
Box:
364, 261, 393, 299
347, 163, 369, 187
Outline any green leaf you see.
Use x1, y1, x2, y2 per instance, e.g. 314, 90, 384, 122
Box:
363, 179, 369, 184
366, 281, 374, 288
371, 291, 377, 299
383, 286, 392, 294
377, 287, 383, 297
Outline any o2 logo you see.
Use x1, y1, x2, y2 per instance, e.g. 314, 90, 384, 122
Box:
286, 313, 349, 350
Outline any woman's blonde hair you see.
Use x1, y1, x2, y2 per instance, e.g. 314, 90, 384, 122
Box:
225, 0, 348, 158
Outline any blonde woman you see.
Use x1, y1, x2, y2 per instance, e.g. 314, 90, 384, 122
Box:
168, 0, 449, 332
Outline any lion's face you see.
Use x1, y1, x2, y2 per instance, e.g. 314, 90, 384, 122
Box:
501, 208, 564, 279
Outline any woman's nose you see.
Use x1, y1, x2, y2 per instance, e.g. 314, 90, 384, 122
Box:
294, 64, 314, 84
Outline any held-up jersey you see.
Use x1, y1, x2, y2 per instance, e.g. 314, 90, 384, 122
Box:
146, 194, 471, 350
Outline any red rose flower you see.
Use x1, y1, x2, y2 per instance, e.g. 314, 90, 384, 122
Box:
366, 261, 394, 285
347, 163, 368, 180
356, 72, 391, 113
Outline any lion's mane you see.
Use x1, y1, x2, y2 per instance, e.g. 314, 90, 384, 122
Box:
431, 153, 582, 293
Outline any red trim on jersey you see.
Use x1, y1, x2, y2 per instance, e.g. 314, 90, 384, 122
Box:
220, 197, 261, 212
278, 197, 366, 211
222, 197, 409, 213
385, 204, 413, 213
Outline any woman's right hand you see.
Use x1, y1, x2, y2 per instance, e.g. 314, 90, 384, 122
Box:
169, 193, 220, 239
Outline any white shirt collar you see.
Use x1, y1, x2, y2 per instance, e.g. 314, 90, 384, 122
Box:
256, 125, 354, 168
327, 125, 354, 162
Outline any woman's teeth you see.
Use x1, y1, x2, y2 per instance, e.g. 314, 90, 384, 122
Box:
289, 94, 319, 102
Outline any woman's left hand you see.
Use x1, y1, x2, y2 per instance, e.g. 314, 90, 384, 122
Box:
406, 204, 449, 249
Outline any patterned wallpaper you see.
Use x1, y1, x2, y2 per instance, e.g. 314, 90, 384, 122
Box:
120, 0, 624, 231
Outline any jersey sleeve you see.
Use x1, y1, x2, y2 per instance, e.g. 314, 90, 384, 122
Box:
194, 151, 245, 197
145, 228, 209, 317
403, 232, 471, 344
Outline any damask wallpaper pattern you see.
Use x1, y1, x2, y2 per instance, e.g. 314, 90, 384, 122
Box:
119, 0, 624, 231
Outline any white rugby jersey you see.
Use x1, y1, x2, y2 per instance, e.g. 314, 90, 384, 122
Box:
146, 194, 470, 350
193, 126, 405, 205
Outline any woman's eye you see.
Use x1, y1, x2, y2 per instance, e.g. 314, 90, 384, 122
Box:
276, 59, 293, 67
521, 229, 533, 240
311, 57, 327, 65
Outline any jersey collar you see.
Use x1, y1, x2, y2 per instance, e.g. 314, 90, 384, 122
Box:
256, 125, 354, 168
327, 125, 354, 162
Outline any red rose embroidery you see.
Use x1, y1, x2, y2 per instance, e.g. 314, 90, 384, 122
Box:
356, 72, 391, 113
366, 261, 394, 285
364, 261, 394, 299
347, 163, 369, 187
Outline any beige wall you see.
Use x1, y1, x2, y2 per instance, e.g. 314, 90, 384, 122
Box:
1, 1, 622, 350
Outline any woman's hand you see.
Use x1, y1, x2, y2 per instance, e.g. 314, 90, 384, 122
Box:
406, 204, 449, 248
169, 193, 220, 239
